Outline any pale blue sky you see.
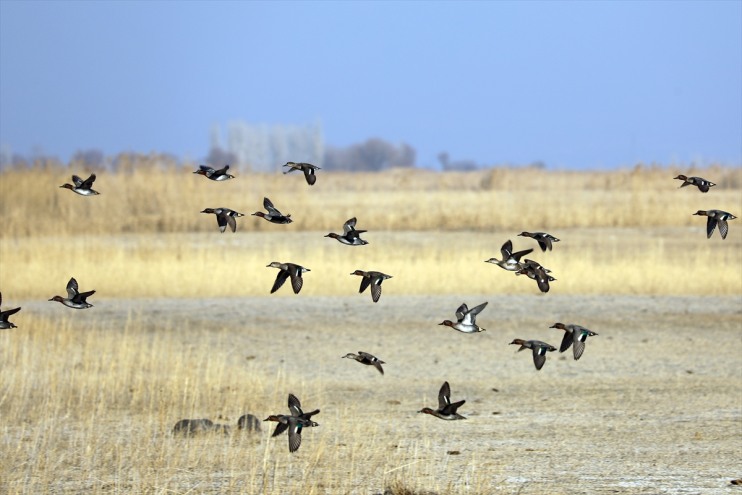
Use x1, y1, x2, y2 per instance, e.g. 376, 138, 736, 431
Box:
1, 0, 740, 169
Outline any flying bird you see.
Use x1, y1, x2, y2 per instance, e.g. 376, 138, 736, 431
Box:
59, 173, 99, 196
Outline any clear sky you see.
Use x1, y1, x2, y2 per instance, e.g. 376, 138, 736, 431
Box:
1, 0, 740, 169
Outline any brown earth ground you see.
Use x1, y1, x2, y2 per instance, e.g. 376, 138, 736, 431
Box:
1, 293, 740, 494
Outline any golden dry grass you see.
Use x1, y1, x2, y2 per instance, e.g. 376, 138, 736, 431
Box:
1, 162, 741, 299
1, 161, 741, 236
0, 162, 740, 492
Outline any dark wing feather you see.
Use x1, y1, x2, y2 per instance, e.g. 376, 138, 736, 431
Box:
226, 214, 237, 233
271, 270, 290, 293
290, 272, 304, 294
706, 217, 717, 238
71, 175, 84, 187
0, 306, 21, 319
559, 331, 573, 353
438, 381, 451, 409
66, 278, 79, 298
74, 290, 95, 304
304, 168, 317, 185
80, 174, 97, 189
288, 394, 302, 416
215, 213, 229, 233
455, 304, 469, 322
511, 248, 533, 262
272, 422, 289, 437
500, 240, 513, 258
443, 399, 466, 415
533, 349, 547, 370
573, 339, 586, 360
288, 423, 302, 453
358, 276, 371, 294
718, 220, 729, 239
370, 282, 382, 302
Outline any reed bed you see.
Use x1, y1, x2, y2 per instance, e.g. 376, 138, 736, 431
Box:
1, 162, 740, 237
1, 163, 741, 298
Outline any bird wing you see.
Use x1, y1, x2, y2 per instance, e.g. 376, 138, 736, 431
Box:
271, 421, 289, 437
559, 330, 573, 353
287, 420, 302, 453
66, 278, 79, 298
264, 197, 281, 215
80, 174, 97, 189
455, 304, 469, 323
226, 214, 237, 233
288, 393, 303, 416
214, 213, 229, 233
572, 339, 586, 360
500, 240, 513, 258
706, 217, 717, 238
0, 306, 21, 320
74, 290, 95, 304
718, 219, 729, 239
532, 348, 547, 370
343, 217, 358, 234
289, 270, 304, 294
438, 381, 451, 409
370, 281, 383, 303
511, 248, 533, 262
358, 275, 371, 294
271, 270, 290, 293
71, 175, 84, 187
303, 168, 317, 185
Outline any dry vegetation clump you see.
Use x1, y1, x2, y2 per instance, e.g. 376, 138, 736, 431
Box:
1, 161, 740, 236
1, 161, 740, 298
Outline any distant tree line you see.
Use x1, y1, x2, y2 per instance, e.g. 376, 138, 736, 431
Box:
1, 119, 539, 172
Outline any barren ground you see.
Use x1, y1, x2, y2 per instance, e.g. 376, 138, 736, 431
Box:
2, 294, 740, 494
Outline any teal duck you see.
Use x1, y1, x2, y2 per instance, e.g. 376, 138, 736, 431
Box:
0, 292, 21, 329
193, 164, 234, 181
550, 323, 598, 360
509, 339, 556, 370
418, 381, 466, 420
325, 217, 368, 245
201, 207, 245, 233
439, 301, 488, 333
60, 173, 99, 196
693, 210, 736, 239
485, 240, 533, 271
350, 270, 392, 302
49, 277, 95, 309
674, 174, 716, 193
252, 197, 292, 224
265, 393, 320, 453
518, 231, 560, 252
283, 162, 320, 185
343, 351, 385, 375
267, 262, 310, 294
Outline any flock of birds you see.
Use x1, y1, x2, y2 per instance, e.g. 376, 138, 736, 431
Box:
0, 164, 735, 453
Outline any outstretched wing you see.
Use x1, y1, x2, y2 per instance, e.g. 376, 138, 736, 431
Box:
532, 348, 547, 370
559, 330, 573, 353
271, 270, 290, 293
343, 217, 358, 234
80, 174, 97, 189
437, 381, 451, 410
706, 217, 717, 238
66, 277, 79, 298
358, 275, 371, 294
718, 219, 729, 239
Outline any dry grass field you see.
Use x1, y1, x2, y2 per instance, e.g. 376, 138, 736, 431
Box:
0, 163, 741, 494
